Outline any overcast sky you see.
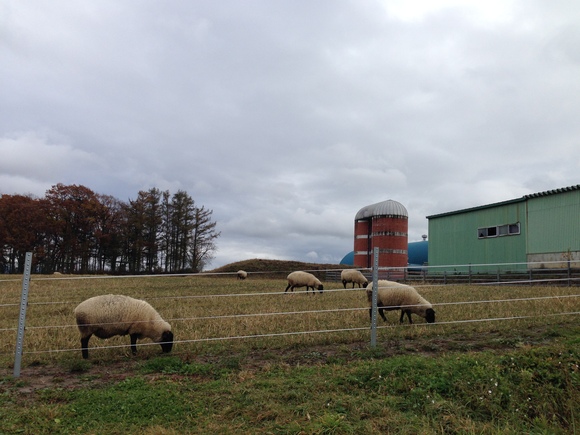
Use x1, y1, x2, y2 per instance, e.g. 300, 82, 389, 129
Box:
1, 1, 579, 269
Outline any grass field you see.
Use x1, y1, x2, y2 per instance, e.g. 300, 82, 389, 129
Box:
1, 271, 579, 434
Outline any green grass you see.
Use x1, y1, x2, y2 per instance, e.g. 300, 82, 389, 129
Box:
1, 266, 579, 433
1, 338, 579, 434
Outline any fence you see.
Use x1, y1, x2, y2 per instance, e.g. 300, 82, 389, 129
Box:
328, 259, 579, 286
2, 253, 580, 378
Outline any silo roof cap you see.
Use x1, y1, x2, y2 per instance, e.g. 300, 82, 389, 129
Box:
355, 199, 408, 220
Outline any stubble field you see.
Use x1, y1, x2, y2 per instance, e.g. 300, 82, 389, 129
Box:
1, 272, 579, 434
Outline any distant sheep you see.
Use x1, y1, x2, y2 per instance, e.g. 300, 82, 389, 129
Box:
366, 280, 435, 324
74, 294, 174, 359
340, 269, 368, 289
237, 270, 248, 280
284, 271, 324, 295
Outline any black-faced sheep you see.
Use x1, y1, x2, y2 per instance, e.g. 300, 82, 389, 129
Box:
366, 280, 435, 324
237, 270, 248, 280
340, 269, 369, 289
284, 271, 324, 294
74, 294, 174, 359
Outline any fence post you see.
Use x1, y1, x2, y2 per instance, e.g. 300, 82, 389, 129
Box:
370, 247, 379, 348
14, 252, 33, 378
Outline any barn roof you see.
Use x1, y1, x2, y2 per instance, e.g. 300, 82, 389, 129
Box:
427, 184, 580, 219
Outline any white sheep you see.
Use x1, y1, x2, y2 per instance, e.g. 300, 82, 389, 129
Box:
74, 294, 174, 359
366, 280, 435, 324
284, 271, 324, 294
340, 269, 369, 289
237, 270, 248, 280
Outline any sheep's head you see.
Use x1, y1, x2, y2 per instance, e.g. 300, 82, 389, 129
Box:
362, 281, 369, 288
317, 284, 324, 293
425, 308, 436, 323
160, 330, 174, 353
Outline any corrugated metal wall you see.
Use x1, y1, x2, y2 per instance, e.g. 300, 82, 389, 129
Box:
428, 201, 527, 271
428, 186, 580, 271
526, 189, 580, 266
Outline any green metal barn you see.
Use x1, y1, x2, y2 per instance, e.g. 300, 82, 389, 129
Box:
426, 185, 580, 272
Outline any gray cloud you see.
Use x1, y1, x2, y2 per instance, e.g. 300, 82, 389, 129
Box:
1, 0, 579, 268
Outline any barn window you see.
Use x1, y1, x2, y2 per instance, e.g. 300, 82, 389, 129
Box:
478, 222, 520, 239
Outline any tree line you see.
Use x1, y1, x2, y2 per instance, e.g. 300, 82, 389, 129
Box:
0, 183, 220, 274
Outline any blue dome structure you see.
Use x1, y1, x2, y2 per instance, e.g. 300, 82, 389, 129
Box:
340, 240, 427, 268
339, 251, 354, 265
408, 240, 428, 267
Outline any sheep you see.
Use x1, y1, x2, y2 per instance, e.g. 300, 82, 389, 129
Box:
284, 271, 324, 294
340, 269, 369, 289
366, 280, 435, 324
237, 270, 248, 280
74, 294, 174, 359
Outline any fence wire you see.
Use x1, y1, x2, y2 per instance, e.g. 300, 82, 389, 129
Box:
1, 267, 579, 358
15, 310, 580, 357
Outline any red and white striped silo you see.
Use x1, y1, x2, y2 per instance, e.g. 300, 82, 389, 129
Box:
353, 199, 408, 269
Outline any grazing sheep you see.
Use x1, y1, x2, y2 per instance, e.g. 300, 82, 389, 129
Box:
340, 269, 369, 289
366, 280, 435, 324
284, 271, 324, 294
74, 294, 174, 359
237, 270, 248, 280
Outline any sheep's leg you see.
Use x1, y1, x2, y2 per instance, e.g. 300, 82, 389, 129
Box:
80, 336, 91, 359
369, 306, 387, 322
400, 310, 413, 324
284, 284, 292, 293
378, 307, 387, 322
130, 334, 139, 355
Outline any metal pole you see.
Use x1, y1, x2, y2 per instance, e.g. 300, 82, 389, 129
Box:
14, 252, 33, 378
370, 247, 379, 348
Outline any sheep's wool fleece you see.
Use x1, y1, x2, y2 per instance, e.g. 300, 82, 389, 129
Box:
341, 269, 367, 283
373, 280, 432, 316
74, 294, 171, 341
287, 271, 321, 286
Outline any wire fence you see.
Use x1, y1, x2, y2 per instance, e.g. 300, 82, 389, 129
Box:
1, 262, 579, 366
